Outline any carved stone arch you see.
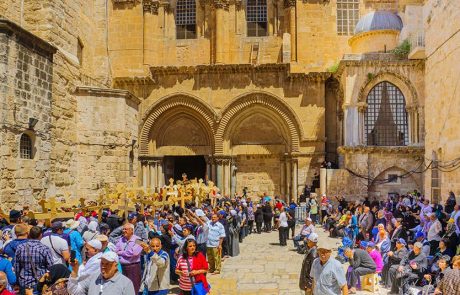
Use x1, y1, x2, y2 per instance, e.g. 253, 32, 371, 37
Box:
358, 72, 418, 107
215, 92, 303, 154
369, 165, 421, 199
140, 93, 217, 155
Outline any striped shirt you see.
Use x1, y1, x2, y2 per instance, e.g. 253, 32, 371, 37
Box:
176, 256, 193, 291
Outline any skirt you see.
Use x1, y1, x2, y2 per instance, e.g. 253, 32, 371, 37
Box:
122, 262, 142, 292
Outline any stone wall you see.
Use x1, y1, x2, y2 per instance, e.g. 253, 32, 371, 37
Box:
236, 155, 281, 197
74, 87, 140, 198
423, 0, 460, 200
0, 20, 56, 208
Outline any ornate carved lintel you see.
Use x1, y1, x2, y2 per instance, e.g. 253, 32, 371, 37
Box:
143, 0, 160, 14
213, 156, 235, 165
284, 0, 296, 8
113, 0, 138, 4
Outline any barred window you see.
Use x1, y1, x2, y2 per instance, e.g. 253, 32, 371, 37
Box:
176, 0, 196, 39
247, 0, 267, 37
365, 82, 409, 146
20, 134, 33, 159
337, 0, 359, 35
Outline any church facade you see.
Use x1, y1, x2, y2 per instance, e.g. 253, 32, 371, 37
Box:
0, 0, 458, 208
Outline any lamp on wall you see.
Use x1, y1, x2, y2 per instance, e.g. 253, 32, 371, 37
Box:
131, 139, 137, 147
28, 118, 38, 129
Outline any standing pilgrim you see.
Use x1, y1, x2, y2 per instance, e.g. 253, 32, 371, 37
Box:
116, 223, 143, 292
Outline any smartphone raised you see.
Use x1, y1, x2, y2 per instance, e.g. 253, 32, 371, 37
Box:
70, 250, 76, 262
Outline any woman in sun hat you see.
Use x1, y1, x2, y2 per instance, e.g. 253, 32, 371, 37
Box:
64, 219, 84, 264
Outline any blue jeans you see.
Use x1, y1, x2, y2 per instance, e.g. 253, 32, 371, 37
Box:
293, 234, 308, 249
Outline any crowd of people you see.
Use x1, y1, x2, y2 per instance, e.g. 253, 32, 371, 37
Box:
298, 191, 460, 295
0, 193, 294, 295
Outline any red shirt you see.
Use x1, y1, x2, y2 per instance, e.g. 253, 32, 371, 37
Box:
0, 289, 15, 295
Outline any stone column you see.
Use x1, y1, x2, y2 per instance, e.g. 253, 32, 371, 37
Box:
280, 157, 286, 196
320, 167, 327, 196
223, 160, 231, 196
344, 105, 359, 146
149, 161, 157, 190
205, 156, 213, 182
142, 162, 149, 189
285, 156, 291, 199
284, 0, 296, 62
291, 158, 298, 203
157, 158, 164, 187
215, 159, 224, 191
213, 0, 229, 64
357, 103, 367, 145
230, 158, 237, 197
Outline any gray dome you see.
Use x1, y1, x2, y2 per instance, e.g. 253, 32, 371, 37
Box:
354, 11, 403, 35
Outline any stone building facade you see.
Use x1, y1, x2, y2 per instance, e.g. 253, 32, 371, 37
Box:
0, 0, 458, 207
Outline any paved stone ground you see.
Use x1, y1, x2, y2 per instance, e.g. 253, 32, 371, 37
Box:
205, 225, 391, 295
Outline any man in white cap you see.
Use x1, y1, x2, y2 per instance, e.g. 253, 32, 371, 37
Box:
299, 233, 319, 295
77, 239, 103, 280
293, 217, 315, 253
68, 251, 135, 295
310, 246, 348, 295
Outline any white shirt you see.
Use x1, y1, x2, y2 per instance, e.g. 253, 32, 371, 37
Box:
279, 212, 288, 227
41, 235, 69, 265
78, 252, 102, 281
427, 219, 442, 241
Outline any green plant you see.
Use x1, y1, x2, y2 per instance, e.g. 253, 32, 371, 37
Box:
367, 73, 374, 81
327, 61, 340, 73
391, 39, 411, 59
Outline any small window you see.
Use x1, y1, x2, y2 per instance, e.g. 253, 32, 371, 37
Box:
176, 0, 196, 39
77, 38, 84, 66
20, 134, 33, 159
247, 0, 267, 37
388, 174, 398, 183
337, 0, 359, 35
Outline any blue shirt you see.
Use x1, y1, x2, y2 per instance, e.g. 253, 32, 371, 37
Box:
206, 221, 225, 248
0, 257, 16, 285
310, 257, 346, 295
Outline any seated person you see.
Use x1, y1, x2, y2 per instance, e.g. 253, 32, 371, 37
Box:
388, 242, 428, 295
344, 247, 376, 294
431, 239, 455, 272
293, 218, 314, 252
366, 242, 383, 273
422, 255, 450, 294
383, 238, 409, 288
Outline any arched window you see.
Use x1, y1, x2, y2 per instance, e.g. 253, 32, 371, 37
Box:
247, 0, 267, 37
20, 133, 33, 159
365, 82, 408, 146
176, 0, 196, 39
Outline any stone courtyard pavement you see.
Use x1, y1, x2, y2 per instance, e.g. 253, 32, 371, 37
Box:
206, 225, 391, 295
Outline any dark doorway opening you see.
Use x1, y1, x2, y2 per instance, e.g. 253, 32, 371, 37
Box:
164, 156, 206, 181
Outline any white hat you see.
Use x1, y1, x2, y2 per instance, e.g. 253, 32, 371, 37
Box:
96, 234, 108, 242
87, 239, 102, 250
101, 251, 119, 263
306, 217, 312, 222
65, 219, 80, 230
230, 210, 237, 216
195, 209, 205, 217
307, 233, 319, 243
88, 221, 98, 232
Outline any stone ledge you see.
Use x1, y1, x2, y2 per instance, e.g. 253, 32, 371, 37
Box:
75, 86, 141, 105
0, 19, 57, 59
337, 145, 425, 155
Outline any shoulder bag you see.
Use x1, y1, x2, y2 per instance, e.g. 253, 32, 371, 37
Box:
185, 256, 210, 295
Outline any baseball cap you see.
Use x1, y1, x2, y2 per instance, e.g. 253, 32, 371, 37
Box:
101, 251, 119, 263
128, 212, 137, 220
51, 221, 63, 230
307, 233, 318, 243
195, 209, 205, 217
9, 210, 21, 219
96, 234, 109, 242
367, 242, 375, 248
415, 231, 425, 239
397, 238, 407, 246
87, 239, 102, 250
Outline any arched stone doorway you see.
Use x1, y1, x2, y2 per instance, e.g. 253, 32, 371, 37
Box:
139, 94, 216, 189
368, 166, 420, 200
218, 92, 303, 200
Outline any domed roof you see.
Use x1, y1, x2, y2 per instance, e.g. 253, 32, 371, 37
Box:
354, 11, 403, 35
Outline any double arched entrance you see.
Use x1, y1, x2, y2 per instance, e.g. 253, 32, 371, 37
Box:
139, 92, 303, 199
